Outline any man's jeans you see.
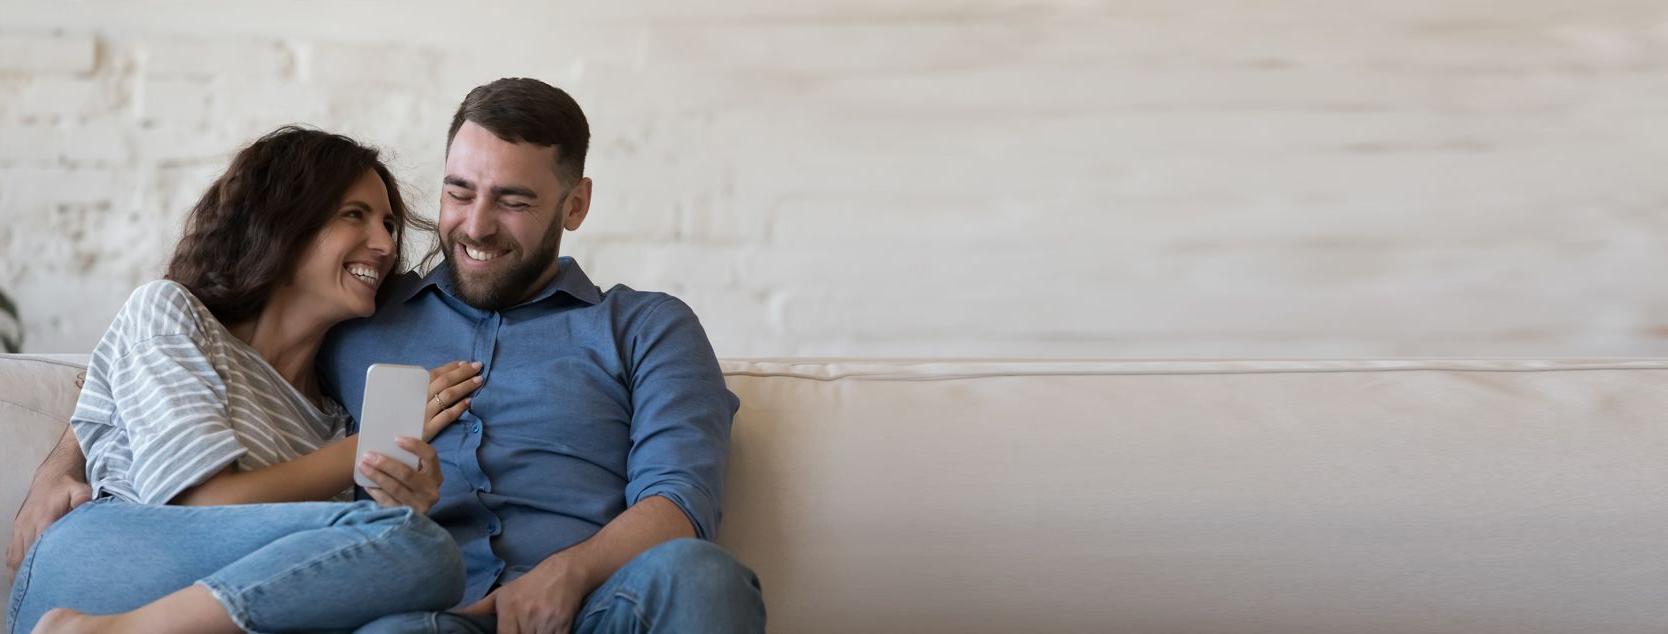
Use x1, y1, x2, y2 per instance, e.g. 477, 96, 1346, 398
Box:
355, 539, 766, 634
8, 497, 463, 633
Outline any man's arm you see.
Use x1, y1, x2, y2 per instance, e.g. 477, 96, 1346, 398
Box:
458, 296, 738, 633
550, 495, 695, 586
6, 425, 92, 576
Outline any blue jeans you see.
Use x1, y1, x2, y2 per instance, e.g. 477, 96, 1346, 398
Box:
8, 497, 464, 633
355, 539, 765, 633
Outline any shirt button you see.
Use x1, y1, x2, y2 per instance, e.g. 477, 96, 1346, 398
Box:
470, 422, 481, 433
487, 521, 499, 533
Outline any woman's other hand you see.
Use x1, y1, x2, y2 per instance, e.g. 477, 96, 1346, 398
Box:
425, 361, 482, 441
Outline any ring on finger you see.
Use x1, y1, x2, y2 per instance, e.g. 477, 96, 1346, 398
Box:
433, 393, 444, 406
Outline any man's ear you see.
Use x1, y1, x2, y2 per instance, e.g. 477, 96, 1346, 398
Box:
562, 177, 593, 231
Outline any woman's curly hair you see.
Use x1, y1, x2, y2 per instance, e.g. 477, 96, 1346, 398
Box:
165, 126, 430, 325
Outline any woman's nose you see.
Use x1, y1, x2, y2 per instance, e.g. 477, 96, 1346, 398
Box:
368, 220, 395, 254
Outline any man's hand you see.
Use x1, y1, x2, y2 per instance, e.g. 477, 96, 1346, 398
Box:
6, 473, 92, 579
359, 436, 445, 515
455, 556, 597, 634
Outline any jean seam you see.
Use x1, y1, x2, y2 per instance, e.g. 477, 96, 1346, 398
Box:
7, 539, 35, 634
206, 506, 417, 632
603, 588, 651, 633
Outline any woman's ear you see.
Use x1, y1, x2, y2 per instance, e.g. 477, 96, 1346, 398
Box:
562, 177, 593, 231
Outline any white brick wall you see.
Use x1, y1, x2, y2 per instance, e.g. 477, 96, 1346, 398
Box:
2, 1, 1667, 357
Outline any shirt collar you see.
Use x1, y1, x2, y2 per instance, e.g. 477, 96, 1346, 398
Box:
399, 256, 602, 308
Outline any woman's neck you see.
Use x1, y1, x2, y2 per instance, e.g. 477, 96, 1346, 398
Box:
226, 290, 332, 402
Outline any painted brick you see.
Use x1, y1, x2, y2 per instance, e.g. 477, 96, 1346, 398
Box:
0, 125, 61, 162
0, 32, 96, 73
143, 38, 289, 77
305, 42, 441, 86
6, 77, 118, 118
2, 1, 1667, 360
58, 117, 132, 163
137, 78, 216, 125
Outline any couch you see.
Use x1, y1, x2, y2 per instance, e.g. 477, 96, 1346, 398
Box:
4, 354, 1666, 633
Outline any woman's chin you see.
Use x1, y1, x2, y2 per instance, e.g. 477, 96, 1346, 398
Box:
329, 297, 377, 322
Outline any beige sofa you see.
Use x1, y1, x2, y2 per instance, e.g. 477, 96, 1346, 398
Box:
4, 354, 1667, 633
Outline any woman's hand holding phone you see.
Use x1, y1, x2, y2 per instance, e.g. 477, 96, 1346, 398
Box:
360, 437, 446, 514
425, 361, 483, 440
357, 361, 481, 514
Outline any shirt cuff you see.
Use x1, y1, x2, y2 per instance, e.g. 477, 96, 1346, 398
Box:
634, 483, 719, 540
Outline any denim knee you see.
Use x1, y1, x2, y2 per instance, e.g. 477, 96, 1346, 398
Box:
348, 504, 465, 611
637, 539, 758, 596
394, 513, 465, 608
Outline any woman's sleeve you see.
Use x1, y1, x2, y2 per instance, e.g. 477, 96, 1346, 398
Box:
96, 282, 248, 505
110, 332, 247, 504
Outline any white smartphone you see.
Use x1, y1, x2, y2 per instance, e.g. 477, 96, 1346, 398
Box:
354, 363, 429, 488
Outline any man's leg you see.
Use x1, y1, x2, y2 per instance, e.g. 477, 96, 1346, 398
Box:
573, 538, 764, 634
355, 610, 496, 634
355, 539, 762, 634
8, 498, 463, 633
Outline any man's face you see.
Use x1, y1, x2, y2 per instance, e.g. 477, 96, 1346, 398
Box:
439, 121, 589, 310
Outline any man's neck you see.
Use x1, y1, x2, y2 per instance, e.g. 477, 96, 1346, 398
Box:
511, 259, 563, 307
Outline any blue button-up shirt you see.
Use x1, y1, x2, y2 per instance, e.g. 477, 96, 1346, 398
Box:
320, 257, 739, 603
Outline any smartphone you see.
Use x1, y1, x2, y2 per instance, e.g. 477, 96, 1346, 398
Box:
354, 363, 429, 488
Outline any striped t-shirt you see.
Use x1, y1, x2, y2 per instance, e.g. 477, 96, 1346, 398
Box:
71, 280, 350, 504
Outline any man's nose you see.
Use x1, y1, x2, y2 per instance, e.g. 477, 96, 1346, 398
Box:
461, 200, 495, 240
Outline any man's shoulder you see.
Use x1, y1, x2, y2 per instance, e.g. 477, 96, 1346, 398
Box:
593, 285, 714, 358
597, 284, 698, 327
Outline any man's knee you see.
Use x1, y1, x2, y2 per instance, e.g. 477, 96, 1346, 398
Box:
353, 611, 433, 634
594, 539, 764, 632
638, 539, 755, 589
354, 611, 493, 634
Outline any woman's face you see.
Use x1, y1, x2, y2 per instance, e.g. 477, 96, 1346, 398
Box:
289, 169, 398, 322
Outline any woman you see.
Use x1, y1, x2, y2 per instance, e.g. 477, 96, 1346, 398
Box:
8, 127, 481, 633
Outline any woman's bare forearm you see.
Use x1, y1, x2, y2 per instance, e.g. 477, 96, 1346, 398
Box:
171, 437, 358, 506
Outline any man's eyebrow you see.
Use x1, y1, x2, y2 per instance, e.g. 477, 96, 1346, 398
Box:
443, 176, 535, 200
489, 185, 538, 200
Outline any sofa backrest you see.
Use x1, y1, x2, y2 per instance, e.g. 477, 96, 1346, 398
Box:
5, 355, 1667, 633
712, 359, 1668, 633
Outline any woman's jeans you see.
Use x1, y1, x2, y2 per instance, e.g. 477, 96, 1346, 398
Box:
8, 497, 464, 633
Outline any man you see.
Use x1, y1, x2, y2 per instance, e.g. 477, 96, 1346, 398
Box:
8, 78, 765, 634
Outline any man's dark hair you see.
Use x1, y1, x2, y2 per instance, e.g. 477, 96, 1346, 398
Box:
166, 125, 422, 325
446, 77, 590, 183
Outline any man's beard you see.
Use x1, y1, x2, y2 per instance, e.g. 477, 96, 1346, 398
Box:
443, 217, 563, 311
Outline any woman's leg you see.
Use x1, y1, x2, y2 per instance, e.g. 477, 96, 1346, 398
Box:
32, 586, 234, 634
8, 498, 463, 633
